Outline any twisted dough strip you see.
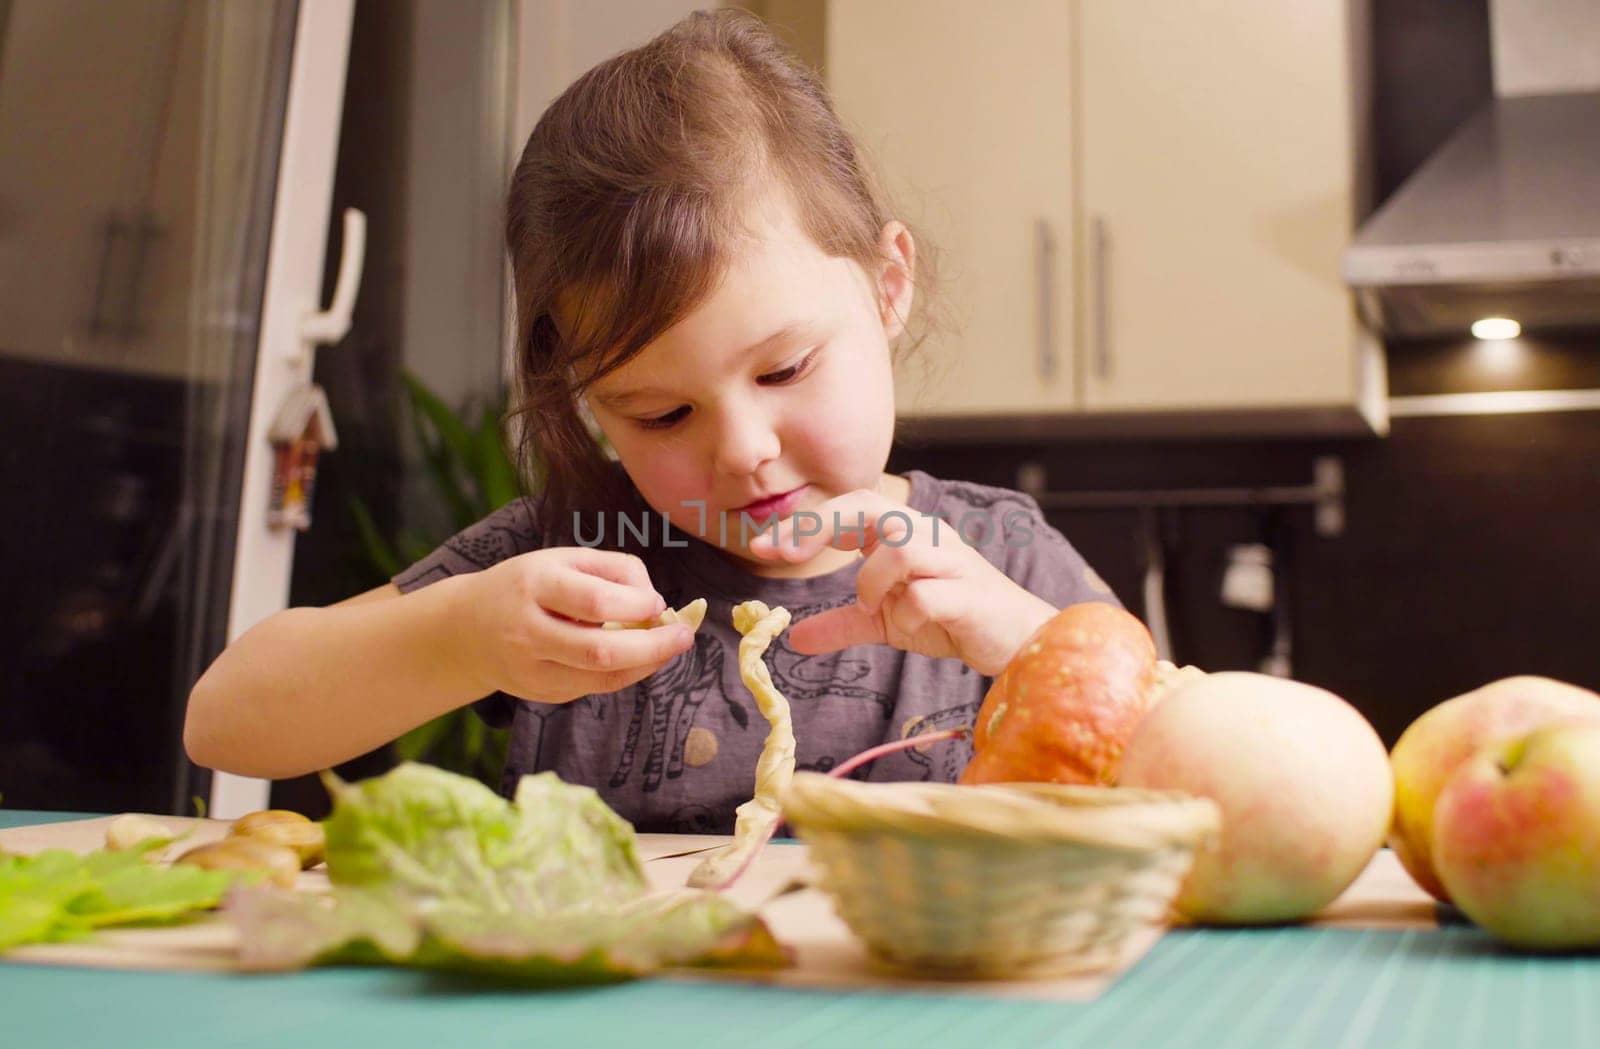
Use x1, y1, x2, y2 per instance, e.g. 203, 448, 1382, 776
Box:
687, 600, 793, 889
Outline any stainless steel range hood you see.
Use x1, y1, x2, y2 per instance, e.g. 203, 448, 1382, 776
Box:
1342, 91, 1600, 338
1343, 0, 1600, 339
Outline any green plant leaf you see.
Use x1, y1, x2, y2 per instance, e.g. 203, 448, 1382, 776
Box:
402, 372, 480, 524
393, 713, 454, 763
402, 373, 479, 477
475, 406, 521, 511
461, 711, 485, 770
396, 531, 435, 567
348, 496, 404, 579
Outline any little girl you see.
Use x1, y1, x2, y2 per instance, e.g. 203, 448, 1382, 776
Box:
185, 10, 1119, 833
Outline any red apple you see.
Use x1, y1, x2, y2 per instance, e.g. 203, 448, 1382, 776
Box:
1432, 721, 1600, 950
1119, 672, 1392, 924
1389, 677, 1600, 902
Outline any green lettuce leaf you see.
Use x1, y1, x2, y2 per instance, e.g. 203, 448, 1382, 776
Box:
320, 764, 645, 913
0, 843, 239, 952
229, 885, 420, 970
230, 763, 786, 982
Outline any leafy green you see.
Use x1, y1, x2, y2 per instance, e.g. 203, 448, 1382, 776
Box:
229, 764, 786, 982
0, 841, 241, 952
321, 764, 644, 912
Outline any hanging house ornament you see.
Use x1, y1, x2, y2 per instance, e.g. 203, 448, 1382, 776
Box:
267, 383, 339, 531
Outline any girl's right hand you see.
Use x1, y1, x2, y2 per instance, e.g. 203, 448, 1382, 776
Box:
455, 547, 694, 703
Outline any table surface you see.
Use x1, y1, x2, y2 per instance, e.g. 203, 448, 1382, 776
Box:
5, 809, 1597, 1049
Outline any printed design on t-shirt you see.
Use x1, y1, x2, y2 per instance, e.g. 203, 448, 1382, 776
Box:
796, 753, 878, 782
932, 482, 1041, 551
794, 753, 837, 774
682, 726, 719, 766
765, 643, 895, 720
506, 700, 566, 790
444, 501, 537, 569
898, 701, 982, 782
608, 632, 748, 792
666, 802, 737, 835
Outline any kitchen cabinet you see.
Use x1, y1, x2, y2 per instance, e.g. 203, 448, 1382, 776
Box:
824, 1, 1386, 435
1075, 0, 1381, 425
825, 1, 1076, 417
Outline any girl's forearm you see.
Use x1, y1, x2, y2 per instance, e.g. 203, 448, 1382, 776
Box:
183, 576, 488, 779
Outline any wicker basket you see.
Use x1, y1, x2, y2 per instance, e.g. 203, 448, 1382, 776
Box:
783, 772, 1220, 978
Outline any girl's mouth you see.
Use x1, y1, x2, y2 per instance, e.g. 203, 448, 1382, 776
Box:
733, 485, 807, 521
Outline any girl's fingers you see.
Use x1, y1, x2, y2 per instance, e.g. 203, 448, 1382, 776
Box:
885, 578, 963, 647
521, 659, 663, 702
886, 583, 929, 640
787, 602, 888, 656
854, 540, 951, 615
750, 489, 916, 563
539, 568, 664, 625
561, 548, 659, 593
894, 577, 1034, 675
788, 580, 962, 659
541, 616, 693, 672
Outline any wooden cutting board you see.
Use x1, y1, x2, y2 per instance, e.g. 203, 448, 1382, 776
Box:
0, 813, 1171, 1000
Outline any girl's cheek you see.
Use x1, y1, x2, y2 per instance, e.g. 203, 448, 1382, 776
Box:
807, 348, 895, 451
801, 400, 860, 459
626, 442, 707, 515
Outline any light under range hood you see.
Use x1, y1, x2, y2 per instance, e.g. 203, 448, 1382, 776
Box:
1343, 91, 1600, 339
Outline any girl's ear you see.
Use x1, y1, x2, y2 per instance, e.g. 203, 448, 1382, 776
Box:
876, 221, 916, 341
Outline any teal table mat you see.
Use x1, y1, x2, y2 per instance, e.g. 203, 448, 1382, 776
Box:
5, 810, 1598, 1048
1, 809, 100, 830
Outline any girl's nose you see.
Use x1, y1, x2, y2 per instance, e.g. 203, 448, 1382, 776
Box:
711, 405, 781, 477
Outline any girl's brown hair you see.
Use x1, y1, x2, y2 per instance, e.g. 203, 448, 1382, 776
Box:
505, 8, 921, 543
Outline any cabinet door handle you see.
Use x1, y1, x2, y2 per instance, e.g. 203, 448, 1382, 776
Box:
1035, 218, 1057, 383
1090, 215, 1111, 381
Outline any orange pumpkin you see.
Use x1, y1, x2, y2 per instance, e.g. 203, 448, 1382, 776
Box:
959, 602, 1158, 786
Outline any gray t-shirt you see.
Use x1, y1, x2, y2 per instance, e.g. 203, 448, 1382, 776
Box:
393, 469, 1120, 833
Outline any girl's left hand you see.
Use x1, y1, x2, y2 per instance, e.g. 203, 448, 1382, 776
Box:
747, 489, 1056, 675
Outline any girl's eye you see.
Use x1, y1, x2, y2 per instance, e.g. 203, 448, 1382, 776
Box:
757, 349, 819, 386
637, 406, 690, 430
632, 349, 818, 429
